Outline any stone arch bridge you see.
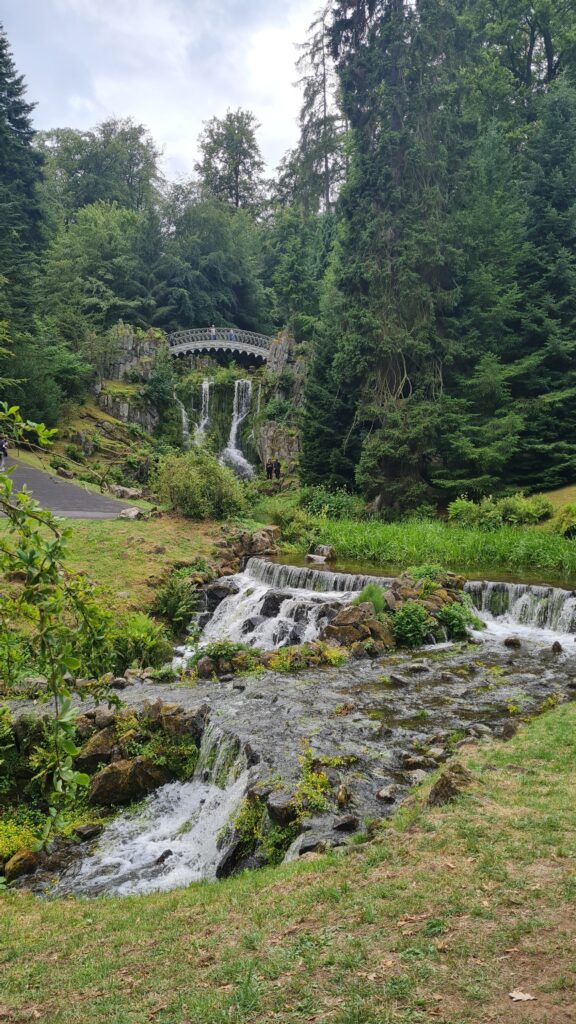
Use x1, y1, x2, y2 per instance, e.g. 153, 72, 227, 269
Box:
167, 327, 272, 364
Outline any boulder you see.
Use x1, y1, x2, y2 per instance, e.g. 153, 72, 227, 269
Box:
267, 790, 298, 825
56, 466, 74, 479
260, 591, 288, 618
110, 485, 143, 500
314, 545, 336, 561
503, 636, 522, 649
76, 726, 119, 773
73, 823, 103, 842
427, 762, 474, 806
203, 579, 240, 613
196, 656, 215, 679
333, 814, 360, 832
4, 848, 41, 882
376, 783, 403, 804
118, 507, 143, 520
94, 707, 116, 730
305, 553, 327, 564
330, 603, 375, 627
160, 704, 209, 740
88, 757, 172, 806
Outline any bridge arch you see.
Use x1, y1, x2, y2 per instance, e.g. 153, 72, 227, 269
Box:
167, 327, 273, 364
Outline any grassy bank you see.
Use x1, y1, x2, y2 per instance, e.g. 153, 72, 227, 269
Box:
2, 705, 575, 1022
0, 516, 219, 616
311, 517, 576, 578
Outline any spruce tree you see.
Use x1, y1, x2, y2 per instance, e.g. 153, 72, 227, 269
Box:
0, 23, 44, 329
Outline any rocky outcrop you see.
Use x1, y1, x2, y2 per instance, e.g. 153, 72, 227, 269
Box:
212, 526, 281, 574
255, 420, 300, 475
96, 391, 159, 433
102, 327, 165, 382
76, 725, 119, 773
88, 757, 172, 806
322, 603, 394, 649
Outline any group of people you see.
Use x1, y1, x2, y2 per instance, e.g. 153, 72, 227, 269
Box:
265, 458, 281, 481
209, 325, 237, 343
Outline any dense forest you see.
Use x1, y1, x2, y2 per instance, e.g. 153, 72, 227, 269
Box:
1, 1, 576, 510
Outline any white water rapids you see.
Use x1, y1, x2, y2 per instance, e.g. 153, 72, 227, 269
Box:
54, 724, 252, 897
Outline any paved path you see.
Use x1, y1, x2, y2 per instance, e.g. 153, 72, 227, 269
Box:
3, 459, 131, 519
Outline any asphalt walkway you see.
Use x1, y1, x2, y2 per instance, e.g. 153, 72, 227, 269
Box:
3, 459, 131, 519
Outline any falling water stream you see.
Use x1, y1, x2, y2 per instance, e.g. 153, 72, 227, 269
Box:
219, 379, 255, 479
195, 379, 211, 440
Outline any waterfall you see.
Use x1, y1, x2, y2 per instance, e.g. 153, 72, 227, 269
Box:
245, 557, 393, 593
219, 379, 255, 479
180, 560, 576, 654
465, 580, 576, 636
195, 379, 211, 440
52, 722, 252, 897
174, 393, 190, 450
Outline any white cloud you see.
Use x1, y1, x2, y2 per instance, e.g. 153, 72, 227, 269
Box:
3, 0, 319, 176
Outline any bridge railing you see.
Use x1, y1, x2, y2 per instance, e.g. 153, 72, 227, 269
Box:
167, 327, 272, 351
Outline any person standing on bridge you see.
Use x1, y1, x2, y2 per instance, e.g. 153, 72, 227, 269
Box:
227, 328, 237, 343
209, 324, 217, 341
0, 436, 9, 472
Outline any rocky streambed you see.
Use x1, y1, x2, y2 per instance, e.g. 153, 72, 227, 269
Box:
5, 552, 576, 897
8, 623, 575, 896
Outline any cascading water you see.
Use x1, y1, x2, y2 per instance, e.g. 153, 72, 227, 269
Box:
52, 723, 253, 897
219, 379, 255, 479
174, 393, 191, 450
465, 579, 576, 640
195, 379, 211, 441
178, 559, 576, 657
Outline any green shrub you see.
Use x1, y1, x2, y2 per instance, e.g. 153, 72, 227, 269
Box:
351, 583, 387, 614
553, 503, 576, 538
261, 397, 292, 423
406, 564, 445, 584
151, 567, 201, 631
0, 818, 41, 862
111, 613, 173, 673
448, 492, 553, 531
64, 443, 85, 464
266, 500, 316, 544
152, 449, 245, 519
436, 600, 484, 639
299, 486, 365, 521
393, 601, 435, 647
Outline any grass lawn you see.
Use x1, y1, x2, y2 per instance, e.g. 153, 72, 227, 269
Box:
544, 484, 576, 513
2, 704, 576, 1023
0, 516, 220, 616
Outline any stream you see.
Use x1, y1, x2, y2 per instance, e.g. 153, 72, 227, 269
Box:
26, 559, 576, 898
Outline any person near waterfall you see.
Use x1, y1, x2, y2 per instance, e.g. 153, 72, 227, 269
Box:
209, 324, 217, 341
266, 459, 273, 480
273, 458, 281, 480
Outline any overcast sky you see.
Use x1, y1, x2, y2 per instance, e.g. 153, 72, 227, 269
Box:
2, 0, 319, 178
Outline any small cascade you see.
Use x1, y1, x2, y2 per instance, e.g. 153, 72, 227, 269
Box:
220, 379, 255, 479
52, 723, 251, 897
245, 557, 392, 593
174, 393, 191, 450
465, 580, 576, 635
195, 379, 211, 440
